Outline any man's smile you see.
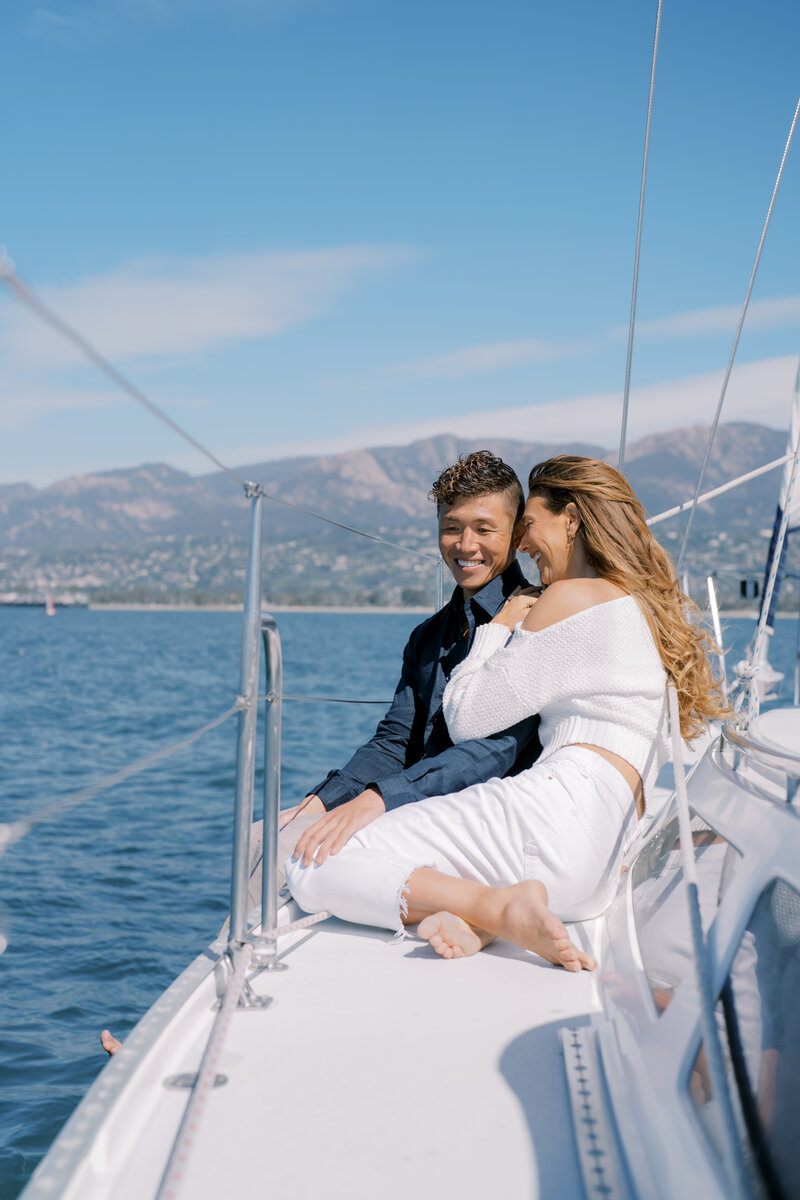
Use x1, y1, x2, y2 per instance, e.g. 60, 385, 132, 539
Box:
456, 558, 485, 569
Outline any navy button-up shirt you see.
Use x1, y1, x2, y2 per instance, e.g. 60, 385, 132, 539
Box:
313, 561, 542, 812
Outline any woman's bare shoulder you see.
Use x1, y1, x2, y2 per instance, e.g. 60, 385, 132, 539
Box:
520, 578, 629, 633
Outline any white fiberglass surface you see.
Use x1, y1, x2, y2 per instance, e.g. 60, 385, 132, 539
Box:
57, 914, 602, 1200
753, 707, 800, 756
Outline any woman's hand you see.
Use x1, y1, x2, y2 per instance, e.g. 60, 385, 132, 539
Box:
490, 587, 541, 631
292, 788, 386, 866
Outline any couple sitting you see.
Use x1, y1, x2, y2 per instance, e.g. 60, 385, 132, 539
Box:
281, 451, 726, 969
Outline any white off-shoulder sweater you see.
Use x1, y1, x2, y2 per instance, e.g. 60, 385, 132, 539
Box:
443, 594, 669, 806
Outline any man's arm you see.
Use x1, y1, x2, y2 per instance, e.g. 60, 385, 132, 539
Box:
291, 716, 541, 866
310, 634, 422, 811
374, 715, 540, 810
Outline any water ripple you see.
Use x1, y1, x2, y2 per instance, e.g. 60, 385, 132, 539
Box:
0, 607, 418, 1199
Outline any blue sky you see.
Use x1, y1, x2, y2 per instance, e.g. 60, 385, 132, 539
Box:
2, 0, 800, 486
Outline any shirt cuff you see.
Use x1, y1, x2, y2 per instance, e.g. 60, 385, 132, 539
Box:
312, 778, 351, 810
373, 774, 419, 811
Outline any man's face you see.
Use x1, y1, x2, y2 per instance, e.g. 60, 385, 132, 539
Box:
437, 492, 519, 598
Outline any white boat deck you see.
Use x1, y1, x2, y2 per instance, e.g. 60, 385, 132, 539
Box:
39, 905, 605, 1200
753, 705, 800, 754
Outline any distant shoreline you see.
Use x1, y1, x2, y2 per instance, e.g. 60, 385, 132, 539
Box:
0, 603, 790, 619
78, 604, 796, 619
87, 602, 434, 614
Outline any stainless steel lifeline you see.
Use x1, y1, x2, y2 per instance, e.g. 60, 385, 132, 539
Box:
228, 485, 264, 950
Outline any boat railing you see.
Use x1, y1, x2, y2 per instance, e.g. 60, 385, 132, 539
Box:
225, 491, 389, 979
226, 490, 324, 976
720, 721, 800, 803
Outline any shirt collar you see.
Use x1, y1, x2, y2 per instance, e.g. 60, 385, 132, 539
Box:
447, 559, 531, 619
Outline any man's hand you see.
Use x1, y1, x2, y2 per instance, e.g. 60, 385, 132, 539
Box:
279, 794, 326, 829
292, 788, 386, 867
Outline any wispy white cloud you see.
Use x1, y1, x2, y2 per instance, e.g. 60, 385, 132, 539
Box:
387, 337, 589, 380
6, 354, 798, 487
385, 293, 800, 384
27, 0, 324, 43
616, 295, 800, 341
28, 8, 83, 43
0, 388, 121, 434
1, 244, 418, 369
213, 354, 800, 471
0, 386, 210, 435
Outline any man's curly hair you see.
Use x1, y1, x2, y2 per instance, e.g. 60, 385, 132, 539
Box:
429, 451, 524, 522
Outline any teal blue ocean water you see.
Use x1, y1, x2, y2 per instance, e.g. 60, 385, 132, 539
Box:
0, 605, 796, 1198
0, 607, 420, 1199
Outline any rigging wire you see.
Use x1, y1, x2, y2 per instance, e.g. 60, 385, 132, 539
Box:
251, 486, 439, 562
646, 452, 792, 526
738, 419, 800, 726
0, 249, 439, 565
0, 252, 248, 491
618, 0, 662, 475
0, 701, 241, 857
676, 95, 800, 574
259, 694, 392, 704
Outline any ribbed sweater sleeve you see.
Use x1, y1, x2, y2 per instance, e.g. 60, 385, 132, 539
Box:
443, 596, 665, 743
443, 595, 670, 809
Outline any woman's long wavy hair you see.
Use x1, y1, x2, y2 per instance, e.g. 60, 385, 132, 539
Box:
527, 455, 729, 739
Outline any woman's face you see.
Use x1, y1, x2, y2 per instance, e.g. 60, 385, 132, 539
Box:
518, 494, 574, 586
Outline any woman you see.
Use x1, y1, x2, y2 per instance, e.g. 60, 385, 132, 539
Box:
286, 456, 727, 970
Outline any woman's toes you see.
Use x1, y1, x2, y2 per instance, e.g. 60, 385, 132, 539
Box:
417, 915, 441, 941
100, 1029, 122, 1056
417, 911, 485, 957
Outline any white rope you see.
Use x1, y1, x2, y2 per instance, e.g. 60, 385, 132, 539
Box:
667, 685, 748, 1198
155, 942, 254, 1200
676, 95, 800, 573
618, 0, 662, 474
155, 911, 331, 1196
646, 453, 792, 526
257, 909, 330, 940
0, 702, 242, 856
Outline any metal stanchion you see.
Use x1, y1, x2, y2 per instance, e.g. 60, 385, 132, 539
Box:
228, 485, 263, 950
436, 559, 444, 611
252, 614, 286, 970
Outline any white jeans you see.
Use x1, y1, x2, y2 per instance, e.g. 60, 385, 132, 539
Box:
285, 746, 638, 933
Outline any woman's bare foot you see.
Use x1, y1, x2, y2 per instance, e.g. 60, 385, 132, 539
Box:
100, 1029, 122, 1056
495, 881, 595, 972
417, 912, 493, 958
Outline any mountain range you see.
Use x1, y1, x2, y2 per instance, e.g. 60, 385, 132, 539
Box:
0, 422, 793, 608
0, 422, 787, 553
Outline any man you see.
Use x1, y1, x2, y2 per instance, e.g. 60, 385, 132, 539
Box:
102, 451, 541, 1053
286, 449, 542, 869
